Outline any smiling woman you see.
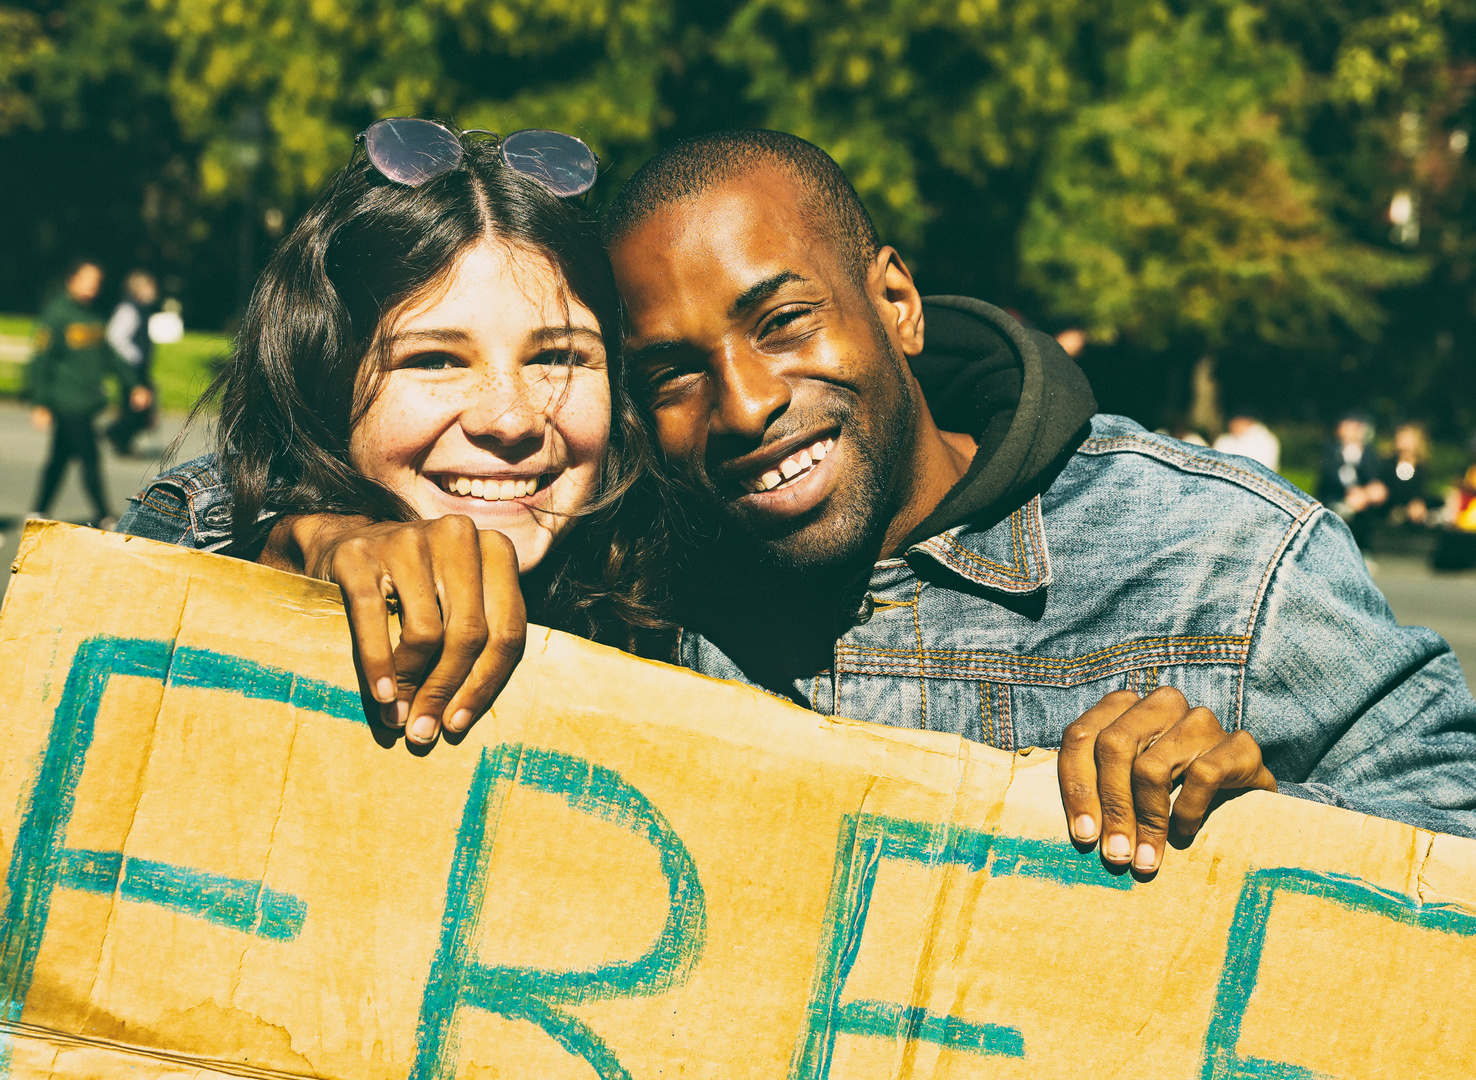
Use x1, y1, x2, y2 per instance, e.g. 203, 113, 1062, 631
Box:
348, 240, 612, 572
119, 125, 676, 747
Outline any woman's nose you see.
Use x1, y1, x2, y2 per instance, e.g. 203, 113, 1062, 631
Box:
458, 371, 548, 447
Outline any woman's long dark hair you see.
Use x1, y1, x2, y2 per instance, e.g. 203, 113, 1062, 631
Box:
208, 133, 675, 644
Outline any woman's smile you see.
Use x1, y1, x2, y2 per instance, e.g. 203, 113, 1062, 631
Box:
430, 471, 555, 502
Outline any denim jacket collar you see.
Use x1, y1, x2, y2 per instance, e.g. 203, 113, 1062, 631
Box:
902, 495, 1052, 595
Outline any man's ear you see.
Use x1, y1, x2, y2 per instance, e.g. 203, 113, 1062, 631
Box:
867, 246, 925, 358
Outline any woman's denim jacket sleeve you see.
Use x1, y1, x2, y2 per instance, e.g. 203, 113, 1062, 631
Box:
117, 454, 276, 553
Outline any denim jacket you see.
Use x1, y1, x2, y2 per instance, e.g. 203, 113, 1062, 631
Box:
681, 414, 1476, 838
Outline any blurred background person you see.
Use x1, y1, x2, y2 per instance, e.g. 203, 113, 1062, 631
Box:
1382, 422, 1431, 527
104, 269, 159, 456
1054, 327, 1087, 358
25, 259, 152, 527
1214, 414, 1281, 472
1318, 413, 1387, 549
1434, 437, 1476, 571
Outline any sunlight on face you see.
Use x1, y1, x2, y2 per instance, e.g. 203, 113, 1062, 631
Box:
349, 239, 612, 572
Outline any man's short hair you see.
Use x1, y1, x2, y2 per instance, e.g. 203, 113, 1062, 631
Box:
604, 129, 882, 285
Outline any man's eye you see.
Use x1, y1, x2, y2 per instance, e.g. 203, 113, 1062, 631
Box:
640, 366, 699, 405
760, 307, 813, 338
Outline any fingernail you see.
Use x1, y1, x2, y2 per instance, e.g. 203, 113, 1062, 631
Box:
394, 700, 409, 728
410, 715, 437, 743
375, 677, 394, 702
447, 708, 472, 733
1133, 843, 1158, 872
1103, 834, 1132, 861
1073, 815, 1098, 843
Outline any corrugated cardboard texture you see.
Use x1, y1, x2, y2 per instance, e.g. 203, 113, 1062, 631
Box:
1, 521, 1474, 1079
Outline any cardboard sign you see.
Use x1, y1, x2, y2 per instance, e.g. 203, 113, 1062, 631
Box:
1, 521, 1475, 1079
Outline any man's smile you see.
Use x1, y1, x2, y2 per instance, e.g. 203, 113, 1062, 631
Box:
736, 436, 835, 493
719, 431, 843, 521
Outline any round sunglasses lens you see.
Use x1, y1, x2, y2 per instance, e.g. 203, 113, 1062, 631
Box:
364, 118, 463, 186
500, 129, 598, 197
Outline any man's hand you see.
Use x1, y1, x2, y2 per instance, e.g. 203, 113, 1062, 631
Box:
30, 406, 51, 430
129, 385, 153, 411
261, 514, 526, 748
1057, 687, 1276, 875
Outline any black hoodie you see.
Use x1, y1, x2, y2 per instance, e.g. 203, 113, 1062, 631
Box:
906, 295, 1098, 544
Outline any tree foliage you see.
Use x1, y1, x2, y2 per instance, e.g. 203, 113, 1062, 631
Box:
1, 0, 1472, 430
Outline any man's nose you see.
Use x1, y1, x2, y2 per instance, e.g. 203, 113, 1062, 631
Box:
460, 371, 547, 446
709, 347, 790, 441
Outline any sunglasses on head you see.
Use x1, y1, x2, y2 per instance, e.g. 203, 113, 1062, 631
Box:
354, 117, 599, 197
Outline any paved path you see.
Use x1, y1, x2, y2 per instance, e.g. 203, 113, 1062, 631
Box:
1368, 555, 1476, 693
0, 399, 210, 584
0, 400, 1470, 693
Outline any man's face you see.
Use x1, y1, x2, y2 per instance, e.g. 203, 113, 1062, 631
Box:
67, 264, 102, 306
610, 168, 925, 573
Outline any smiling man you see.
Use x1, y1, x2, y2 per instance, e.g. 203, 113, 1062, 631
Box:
597, 130, 1476, 859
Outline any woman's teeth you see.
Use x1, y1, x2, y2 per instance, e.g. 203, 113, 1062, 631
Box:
441, 474, 546, 501
741, 438, 834, 494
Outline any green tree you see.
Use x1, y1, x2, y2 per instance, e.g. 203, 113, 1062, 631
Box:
1018, 8, 1425, 356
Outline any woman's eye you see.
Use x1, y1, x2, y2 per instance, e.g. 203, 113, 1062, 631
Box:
401, 351, 457, 370
530, 348, 578, 367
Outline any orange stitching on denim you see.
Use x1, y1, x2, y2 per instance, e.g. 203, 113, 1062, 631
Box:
1080, 436, 1310, 513
979, 682, 992, 747
912, 579, 927, 722
138, 493, 189, 520
928, 499, 1049, 586
1026, 495, 1050, 579
837, 635, 1250, 666
836, 650, 1244, 687
932, 533, 1020, 577
1000, 683, 1014, 750
835, 643, 1249, 682
1233, 501, 1322, 729
837, 647, 1245, 673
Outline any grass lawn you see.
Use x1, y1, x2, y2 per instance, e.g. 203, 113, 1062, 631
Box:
0, 313, 231, 412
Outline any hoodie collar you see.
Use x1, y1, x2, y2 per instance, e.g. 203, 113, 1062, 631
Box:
903, 296, 1097, 555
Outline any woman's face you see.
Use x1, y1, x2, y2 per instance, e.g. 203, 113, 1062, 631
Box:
349, 239, 612, 571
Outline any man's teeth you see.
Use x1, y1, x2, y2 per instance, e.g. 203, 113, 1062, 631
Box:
442, 475, 545, 501
742, 438, 834, 494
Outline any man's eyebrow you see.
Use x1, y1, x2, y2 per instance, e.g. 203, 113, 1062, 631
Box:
729, 270, 805, 319
628, 340, 688, 369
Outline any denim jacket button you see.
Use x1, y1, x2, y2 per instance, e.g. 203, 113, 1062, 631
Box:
851, 593, 876, 625
201, 504, 232, 529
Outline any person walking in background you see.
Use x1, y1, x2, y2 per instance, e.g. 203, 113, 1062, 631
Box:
1213, 414, 1281, 472
1383, 423, 1431, 526
103, 269, 159, 456
1318, 413, 1386, 549
25, 259, 153, 527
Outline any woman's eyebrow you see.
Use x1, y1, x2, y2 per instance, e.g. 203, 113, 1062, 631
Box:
527, 325, 604, 344
384, 327, 473, 346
